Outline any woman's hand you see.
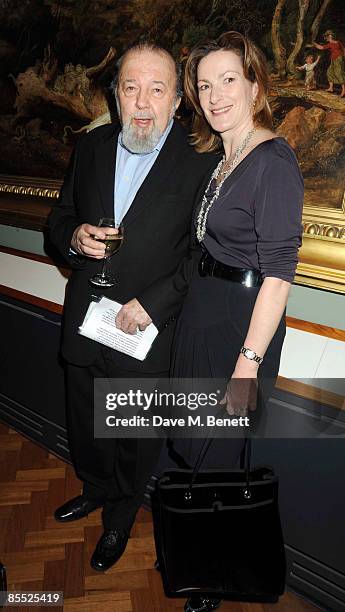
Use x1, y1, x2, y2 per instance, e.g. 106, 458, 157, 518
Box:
220, 357, 259, 417
220, 278, 291, 417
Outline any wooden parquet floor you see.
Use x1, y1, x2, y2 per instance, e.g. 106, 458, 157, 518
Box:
0, 423, 321, 612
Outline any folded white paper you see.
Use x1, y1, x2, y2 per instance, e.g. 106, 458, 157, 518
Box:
78, 296, 158, 361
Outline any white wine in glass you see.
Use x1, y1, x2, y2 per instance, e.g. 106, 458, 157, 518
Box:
89, 218, 124, 287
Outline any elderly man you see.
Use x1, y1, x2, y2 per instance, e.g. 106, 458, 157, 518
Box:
49, 42, 215, 571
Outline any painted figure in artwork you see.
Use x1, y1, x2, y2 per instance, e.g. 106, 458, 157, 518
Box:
297, 54, 320, 90
312, 30, 345, 97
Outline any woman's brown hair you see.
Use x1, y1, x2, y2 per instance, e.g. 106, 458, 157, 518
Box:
184, 31, 273, 153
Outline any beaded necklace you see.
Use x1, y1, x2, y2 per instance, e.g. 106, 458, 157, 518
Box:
196, 127, 256, 242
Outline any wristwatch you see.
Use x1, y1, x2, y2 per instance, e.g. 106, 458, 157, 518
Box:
240, 346, 263, 365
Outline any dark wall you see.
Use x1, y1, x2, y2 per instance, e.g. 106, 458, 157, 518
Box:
0, 294, 69, 459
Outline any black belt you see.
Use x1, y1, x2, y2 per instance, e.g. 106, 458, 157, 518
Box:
198, 252, 263, 287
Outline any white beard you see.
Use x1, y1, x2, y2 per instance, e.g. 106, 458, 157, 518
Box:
121, 119, 163, 154
115, 94, 176, 154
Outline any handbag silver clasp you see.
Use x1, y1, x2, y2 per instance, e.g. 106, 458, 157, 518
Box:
243, 487, 252, 500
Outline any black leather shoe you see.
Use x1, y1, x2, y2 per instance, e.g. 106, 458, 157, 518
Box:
54, 495, 103, 522
184, 597, 222, 612
90, 528, 129, 572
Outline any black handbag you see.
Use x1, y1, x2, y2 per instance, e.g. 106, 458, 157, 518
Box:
152, 437, 286, 602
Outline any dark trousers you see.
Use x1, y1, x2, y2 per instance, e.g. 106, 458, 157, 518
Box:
65, 348, 168, 532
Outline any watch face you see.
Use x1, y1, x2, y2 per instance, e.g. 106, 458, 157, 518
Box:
245, 349, 256, 359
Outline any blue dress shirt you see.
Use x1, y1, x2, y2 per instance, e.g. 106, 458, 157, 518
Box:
114, 119, 173, 225
69, 121, 174, 257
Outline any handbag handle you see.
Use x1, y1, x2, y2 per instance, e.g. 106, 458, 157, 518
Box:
185, 408, 252, 500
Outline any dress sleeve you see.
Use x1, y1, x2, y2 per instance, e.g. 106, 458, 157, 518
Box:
254, 150, 304, 283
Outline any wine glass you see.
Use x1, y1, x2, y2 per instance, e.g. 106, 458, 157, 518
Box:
89, 218, 124, 287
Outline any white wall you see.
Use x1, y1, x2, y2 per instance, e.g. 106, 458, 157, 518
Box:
1, 252, 344, 388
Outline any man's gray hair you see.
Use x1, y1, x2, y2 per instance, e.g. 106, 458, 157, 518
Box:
110, 41, 183, 100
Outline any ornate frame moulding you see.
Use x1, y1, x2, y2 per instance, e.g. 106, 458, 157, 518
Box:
1, 174, 345, 294
295, 195, 345, 293
0, 175, 61, 200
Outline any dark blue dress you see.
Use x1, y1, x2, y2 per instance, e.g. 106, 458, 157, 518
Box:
169, 138, 304, 467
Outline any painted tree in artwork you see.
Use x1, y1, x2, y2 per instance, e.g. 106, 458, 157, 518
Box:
271, 0, 334, 78
310, 0, 333, 41
271, 0, 287, 78
286, 0, 311, 76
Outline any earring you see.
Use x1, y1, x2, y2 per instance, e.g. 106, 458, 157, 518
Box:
251, 98, 256, 114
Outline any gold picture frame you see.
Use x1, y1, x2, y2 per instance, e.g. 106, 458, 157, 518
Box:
0, 175, 61, 200
0, 172, 344, 293
296, 195, 345, 294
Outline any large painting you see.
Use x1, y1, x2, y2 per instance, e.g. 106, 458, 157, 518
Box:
0, 0, 344, 291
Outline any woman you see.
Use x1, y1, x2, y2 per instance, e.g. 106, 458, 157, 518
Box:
170, 31, 304, 612
312, 30, 345, 97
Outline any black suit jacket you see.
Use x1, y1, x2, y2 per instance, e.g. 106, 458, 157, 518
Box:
48, 120, 217, 372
